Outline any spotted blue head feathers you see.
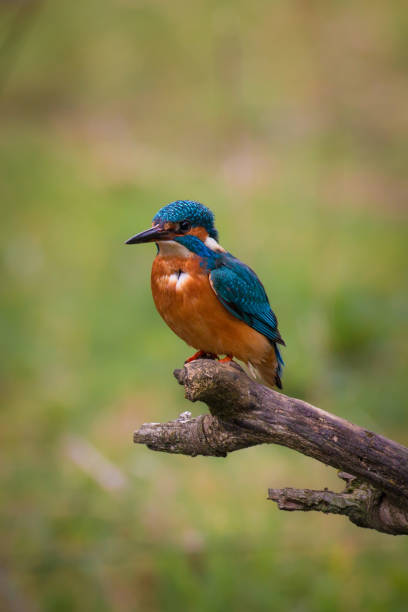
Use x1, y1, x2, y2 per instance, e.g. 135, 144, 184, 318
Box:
153, 200, 219, 240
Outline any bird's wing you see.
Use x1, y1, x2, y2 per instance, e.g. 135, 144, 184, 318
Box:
209, 254, 285, 346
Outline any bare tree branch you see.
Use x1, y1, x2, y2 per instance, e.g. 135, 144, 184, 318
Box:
268, 472, 408, 535
133, 359, 408, 535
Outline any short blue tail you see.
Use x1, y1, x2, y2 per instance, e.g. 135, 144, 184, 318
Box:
274, 343, 285, 388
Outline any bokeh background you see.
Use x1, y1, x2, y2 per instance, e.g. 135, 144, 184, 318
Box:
1, 1, 408, 610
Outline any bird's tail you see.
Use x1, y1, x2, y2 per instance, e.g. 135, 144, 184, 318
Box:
252, 344, 284, 389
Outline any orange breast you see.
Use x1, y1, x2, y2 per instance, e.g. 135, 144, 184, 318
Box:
151, 254, 274, 367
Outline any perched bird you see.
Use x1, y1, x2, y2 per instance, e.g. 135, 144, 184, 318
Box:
126, 200, 285, 388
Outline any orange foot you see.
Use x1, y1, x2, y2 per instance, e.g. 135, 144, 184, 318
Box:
185, 350, 218, 364
218, 354, 233, 363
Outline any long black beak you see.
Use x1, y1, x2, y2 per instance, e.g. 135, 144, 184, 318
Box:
125, 225, 173, 245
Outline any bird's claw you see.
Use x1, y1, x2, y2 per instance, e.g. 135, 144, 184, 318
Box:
185, 350, 218, 364
218, 354, 233, 363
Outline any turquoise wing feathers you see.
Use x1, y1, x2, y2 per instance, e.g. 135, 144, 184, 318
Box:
209, 254, 285, 347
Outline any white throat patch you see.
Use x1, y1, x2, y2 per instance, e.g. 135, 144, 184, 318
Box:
157, 240, 192, 258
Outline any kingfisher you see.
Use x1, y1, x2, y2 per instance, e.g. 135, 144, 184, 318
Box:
125, 200, 285, 388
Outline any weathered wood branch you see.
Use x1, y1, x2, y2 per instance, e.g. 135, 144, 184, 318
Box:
133, 359, 408, 535
268, 472, 408, 535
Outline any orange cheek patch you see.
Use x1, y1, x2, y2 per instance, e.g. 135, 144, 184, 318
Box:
188, 227, 209, 241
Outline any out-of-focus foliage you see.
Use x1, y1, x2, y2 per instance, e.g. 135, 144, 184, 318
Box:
0, 1, 407, 610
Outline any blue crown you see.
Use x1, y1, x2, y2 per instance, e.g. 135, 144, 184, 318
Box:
153, 200, 218, 240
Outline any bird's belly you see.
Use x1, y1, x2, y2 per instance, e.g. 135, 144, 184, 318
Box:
151, 257, 271, 363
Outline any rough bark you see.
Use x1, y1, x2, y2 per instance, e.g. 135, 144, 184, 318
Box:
133, 359, 408, 535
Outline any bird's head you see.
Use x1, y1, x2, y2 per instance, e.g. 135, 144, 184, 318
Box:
125, 200, 222, 255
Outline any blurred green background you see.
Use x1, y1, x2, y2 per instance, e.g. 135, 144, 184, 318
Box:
1, 1, 408, 610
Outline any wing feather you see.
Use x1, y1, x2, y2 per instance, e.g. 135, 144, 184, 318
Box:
209, 255, 285, 346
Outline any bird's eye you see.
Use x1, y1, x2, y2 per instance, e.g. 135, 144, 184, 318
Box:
179, 220, 191, 232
